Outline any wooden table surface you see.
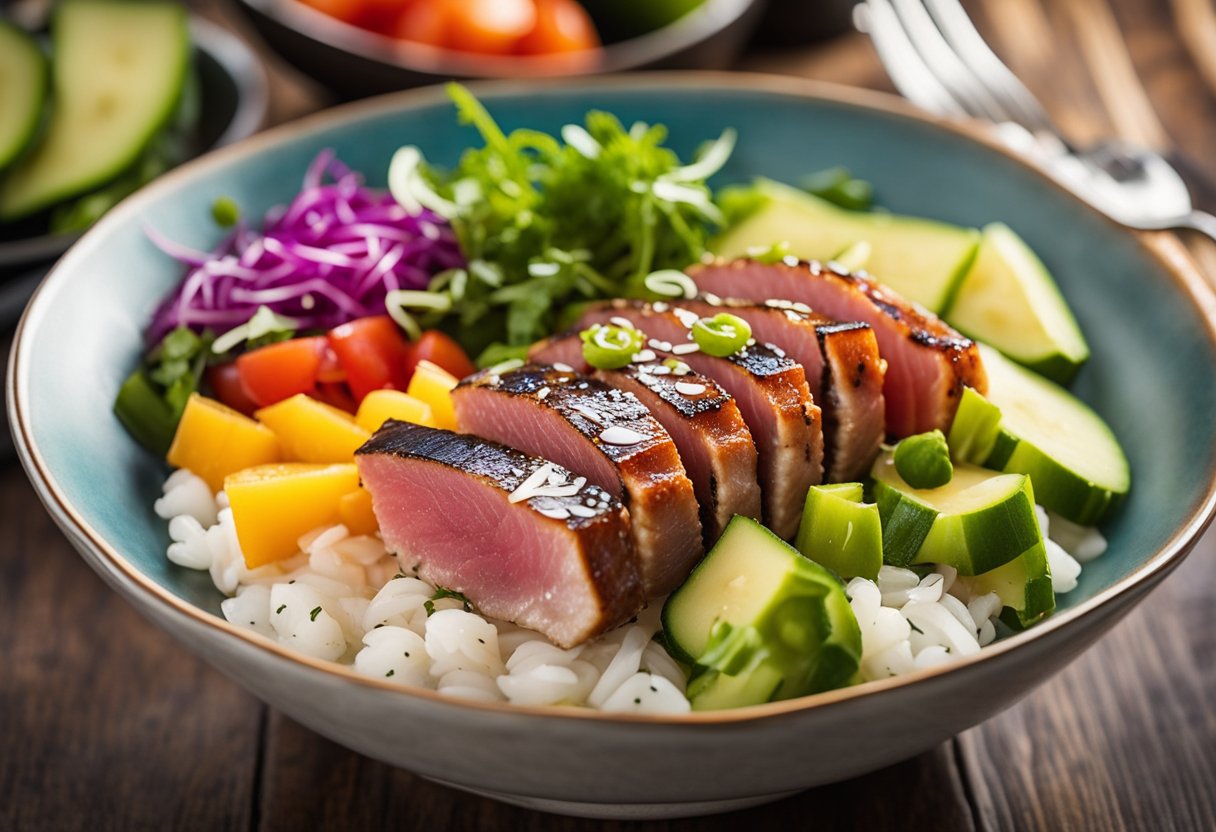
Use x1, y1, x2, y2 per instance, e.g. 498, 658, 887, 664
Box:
5, 0, 1216, 828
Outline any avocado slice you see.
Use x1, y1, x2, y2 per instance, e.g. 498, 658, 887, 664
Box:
712, 178, 980, 313
871, 449, 1043, 576
944, 223, 1090, 384
662, 516, 861, 710
795, 483, 882, 581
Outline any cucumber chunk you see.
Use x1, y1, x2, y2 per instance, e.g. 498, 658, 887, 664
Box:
712, 178, 980, 313
871, 450, 1043, 575
946, 387, 1002, 464
0, 23, 47, 176
795, 483, 882, 580
973, 344, 1129, 525
662, 516, 861, 710
945, 223, 1090, 384
0, 0, 189, 221
955, 541, 1055, 629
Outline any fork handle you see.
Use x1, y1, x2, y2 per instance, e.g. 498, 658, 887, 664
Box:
1165, 150, 1216, 216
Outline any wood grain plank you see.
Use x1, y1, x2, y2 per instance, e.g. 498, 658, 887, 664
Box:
957, 531, 1216, 832
0, 470, 264, 832
255, 712, 976, 832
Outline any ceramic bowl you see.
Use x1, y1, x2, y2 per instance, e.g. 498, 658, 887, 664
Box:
9, 75, 1216, 820
235, 0, 763, 99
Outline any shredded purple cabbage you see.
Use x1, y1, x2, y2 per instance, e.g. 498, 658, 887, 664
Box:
146, 150, 465, 347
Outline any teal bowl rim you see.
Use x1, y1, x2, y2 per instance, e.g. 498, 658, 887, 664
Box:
10, 72, 1216, 725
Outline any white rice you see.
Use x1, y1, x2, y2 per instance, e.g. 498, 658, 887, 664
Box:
159, 468, 1107, 702
157, 469, 690, 714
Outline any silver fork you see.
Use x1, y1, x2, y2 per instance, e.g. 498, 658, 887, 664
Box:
854, 0, 1216, 243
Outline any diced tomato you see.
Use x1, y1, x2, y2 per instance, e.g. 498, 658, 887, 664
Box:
393, 0, 451, 46
517, 0, 599, 54
327, 315, 416, 402
313, 382, 360, 414
299, 0, 408, 33
411, 330, 476, 380
206, 362, 260, 417
445, 0, 535, 54
236, 336, 329, 408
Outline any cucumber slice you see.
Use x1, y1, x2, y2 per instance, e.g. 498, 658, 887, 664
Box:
977, 344, 1129, 525
955, 541, 1055, 629
794, 483, 882, 580
662, 516, 861, 709
712, 178, 980, 313
945, 223, 1090, 384
0, 0, 189, 221
0, 23, 47, 176
871, 450, 1042, 575
830, 240, 872, 273
946, 387, 1002, 463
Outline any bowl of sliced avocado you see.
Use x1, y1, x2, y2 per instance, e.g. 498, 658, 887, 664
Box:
0, 4, 268, 288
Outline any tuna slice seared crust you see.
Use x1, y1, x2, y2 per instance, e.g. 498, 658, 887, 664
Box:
537, 301, 823, 539
674, 296, 885, 482
452, 366, 703, 597
688, 258, 987, 438
355, 421, 643, 648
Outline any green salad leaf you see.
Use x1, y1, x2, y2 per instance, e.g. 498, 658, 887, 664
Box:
389, 84, 735, 362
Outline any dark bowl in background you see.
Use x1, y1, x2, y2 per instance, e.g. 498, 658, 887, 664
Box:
235, 0, 765, 99
0, 17, 269, 287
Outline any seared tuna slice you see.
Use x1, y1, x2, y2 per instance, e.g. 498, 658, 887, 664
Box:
355, 421, 643, 647
452, 366, 703, 597
688, 258, 987, 437
539, 301, 823, 539
601, 364, 761, 542
674, 296, 885, 482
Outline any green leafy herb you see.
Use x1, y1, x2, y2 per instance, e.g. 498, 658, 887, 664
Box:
424, 586, 474, 616
114, 326, 217, 454
389, 83, 735, 361
802, 166, 874, 211
309, 606, 323, 622
386, 669, 396, 677
276, 604, 287, 615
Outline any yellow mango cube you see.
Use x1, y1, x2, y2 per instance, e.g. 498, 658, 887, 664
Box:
256, 394, 371, 463
355, 389, 436, 434
167, 394, 281, 493
339, 487, 379, 536
406, 360, 459, 430
225, 463, 360, 567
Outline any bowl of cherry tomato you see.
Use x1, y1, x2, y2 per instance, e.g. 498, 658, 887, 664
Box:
235, 0, 763, 99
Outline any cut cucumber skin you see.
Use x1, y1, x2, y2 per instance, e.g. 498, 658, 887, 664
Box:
0, 1, 190, 221
874, 484, 937, 568
662, 516, 861, 710
712, 178, 981, 313
956, 541, 1055, 629
0, 23, 48, 175
795, 483, 883, 581
944, 223, 1089, 385
976, 344, 1130, 526
946, 387, 1001, 464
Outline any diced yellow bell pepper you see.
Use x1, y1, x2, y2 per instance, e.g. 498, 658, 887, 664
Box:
166, 394, 281, 493
225, 463, 360, 567
406, 360, 459, 430
255, 394, 371, 463
339, 487, 379, 536
355, 389, 436, 434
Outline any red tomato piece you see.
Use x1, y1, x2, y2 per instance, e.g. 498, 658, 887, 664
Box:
411, 330, 476, 380
206, 362, 260, 417
393, 0, 451, 46
235, 336, 328, 408
446, 0, 535, 54
517, 0, 600, 54
327, 316, 416, 402
314, 382, 360, 414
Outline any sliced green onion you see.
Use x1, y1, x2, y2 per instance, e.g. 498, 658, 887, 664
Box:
211, 196, 240, 228
691, 313, 752, 357
662, 128, 737, 183
580, 323, 646, 369
211, 306, 298, 355
644, 269, 697, 299
388, 145, 458, 217
894, 430, 954, 489
746, 241, 792, 265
